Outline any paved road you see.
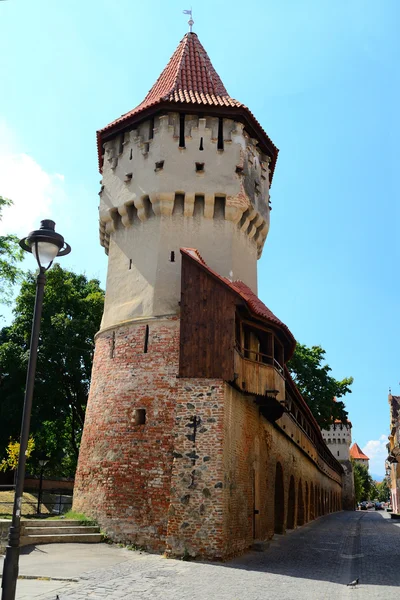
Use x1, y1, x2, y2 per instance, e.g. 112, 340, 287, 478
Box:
2, 510, 400, 599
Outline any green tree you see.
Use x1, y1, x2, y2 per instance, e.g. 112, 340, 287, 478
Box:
0, 196, 24, 311
377, 478, 391, 502
287, 343, 353, 429
353, 462, 365, 504
0, 264, 104, 476
353, 462, 375, 501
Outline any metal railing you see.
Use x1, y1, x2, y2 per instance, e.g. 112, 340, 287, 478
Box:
0, 488, 72, 516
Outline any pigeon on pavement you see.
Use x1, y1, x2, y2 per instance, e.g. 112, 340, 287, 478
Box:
347, 578, 359, 587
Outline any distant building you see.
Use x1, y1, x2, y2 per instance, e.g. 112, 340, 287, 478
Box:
387, 393, 400, 513
350, 443, 369, 469
322, 418, 355, 509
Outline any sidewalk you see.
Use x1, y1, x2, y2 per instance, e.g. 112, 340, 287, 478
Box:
1, 543, 138, 599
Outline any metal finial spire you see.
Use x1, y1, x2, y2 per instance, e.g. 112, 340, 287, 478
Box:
183, 8, 194, 32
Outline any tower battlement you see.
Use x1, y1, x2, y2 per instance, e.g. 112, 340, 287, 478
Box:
99, 113, 272, 328
100, 113, 271, 255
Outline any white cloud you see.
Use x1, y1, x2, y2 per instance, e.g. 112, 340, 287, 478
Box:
0, 120, 68, 238
363, 434, 388, 477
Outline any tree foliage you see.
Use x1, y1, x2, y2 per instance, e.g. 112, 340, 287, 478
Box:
0, 197, 24, 311
287, 343, 353, 429
353, 462, 364, 504
376, 478, 391, 503
0, 437, 35, 472
353, 462, 375, 502
0, 265, 104, 476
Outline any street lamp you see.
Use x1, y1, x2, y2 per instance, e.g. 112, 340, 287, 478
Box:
36, 455, 49, 516
1, 220, 70, 600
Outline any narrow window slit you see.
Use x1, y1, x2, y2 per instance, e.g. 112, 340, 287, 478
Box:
144, 324, 149, 353
144, 142, 150, 153
170, 251, 175, 262
195, 162, 204, 172
199, 137, 204, 151
149, 117, 154, 140
179, 114, 185, 148
155, 160, 164, 171
129, 148, 133, 160
129, 259, 132, 270
217, 118, 224, 150
110, 331, 115, 358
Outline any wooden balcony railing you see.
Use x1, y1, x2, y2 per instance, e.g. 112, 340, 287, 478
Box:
234, 346, 285, 400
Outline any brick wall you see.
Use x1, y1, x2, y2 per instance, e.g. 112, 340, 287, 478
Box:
74, 316, 343, 559
74, 317, 180, 551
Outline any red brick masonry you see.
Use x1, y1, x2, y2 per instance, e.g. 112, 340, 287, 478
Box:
74, 317, 342, 559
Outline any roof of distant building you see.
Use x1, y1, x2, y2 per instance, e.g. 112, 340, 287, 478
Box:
350, 443, 369, 460
97, 32, 278, 175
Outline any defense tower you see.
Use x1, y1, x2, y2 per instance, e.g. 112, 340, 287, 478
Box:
74, 31, 344, 559
96, 32, 277, 328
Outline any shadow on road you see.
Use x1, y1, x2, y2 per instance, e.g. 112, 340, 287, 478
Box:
209, 511, 400, 587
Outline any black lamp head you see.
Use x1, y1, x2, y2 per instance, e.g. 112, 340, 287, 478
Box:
19, 220, 71, 270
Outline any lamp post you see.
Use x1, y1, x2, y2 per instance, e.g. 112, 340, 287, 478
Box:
36, 456, 49, 516
1, 220, 70, 600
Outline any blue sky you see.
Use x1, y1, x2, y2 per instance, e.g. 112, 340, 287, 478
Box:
0, 0, 398, 476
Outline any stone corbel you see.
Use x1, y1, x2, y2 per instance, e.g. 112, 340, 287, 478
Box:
183, 193, 195, 217
203, 194, 215, 219
225, 205, 242, 224
240, 208, 257, 233
150, 192, 174, 216
118, 200, 136, 227
135, 196, 149, 222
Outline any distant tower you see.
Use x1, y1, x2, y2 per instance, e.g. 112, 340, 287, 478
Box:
321, 418, 352, 462
321, 415, 355, 510
350, 443, 370, 470
74, 31, 278, 555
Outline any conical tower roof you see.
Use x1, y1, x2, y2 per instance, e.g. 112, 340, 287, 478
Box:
97, 32, 278, 176
350, 443, 369, 461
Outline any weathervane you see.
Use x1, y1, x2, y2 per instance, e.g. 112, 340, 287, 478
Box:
183, 8, 194, 33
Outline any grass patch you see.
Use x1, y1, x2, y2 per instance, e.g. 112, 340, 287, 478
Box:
48, 510, 97, 525
0, 491, 49, 517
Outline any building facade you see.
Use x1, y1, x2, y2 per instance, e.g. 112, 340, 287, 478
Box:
321, 419, 355, 510
74, 31, 345, 559
387, 393, 400, 513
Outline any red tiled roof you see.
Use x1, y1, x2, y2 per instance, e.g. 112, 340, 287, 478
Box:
97, 32, 278, 176
350, 443, 369, 461
180, 247, 296, 357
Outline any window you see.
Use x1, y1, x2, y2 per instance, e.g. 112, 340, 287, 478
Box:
179, 114, 185, 148
134, 409, 146, 425
217, 117, 224, 150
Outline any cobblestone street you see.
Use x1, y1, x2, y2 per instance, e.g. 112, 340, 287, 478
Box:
6, 510, 400, 599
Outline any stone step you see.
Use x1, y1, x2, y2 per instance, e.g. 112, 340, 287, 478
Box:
22, 519, 88, 528
20, 533, 102, 546
24, 526, 100, 535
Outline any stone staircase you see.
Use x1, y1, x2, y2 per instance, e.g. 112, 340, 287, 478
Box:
20, 519, 102, 546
